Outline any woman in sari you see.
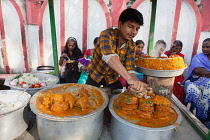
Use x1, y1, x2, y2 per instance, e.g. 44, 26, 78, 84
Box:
184, 38, 210, 128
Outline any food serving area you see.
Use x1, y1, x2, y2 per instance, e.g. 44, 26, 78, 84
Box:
1, 1, 210, 139
8, 92, 205, 140
0, 73, 206, 140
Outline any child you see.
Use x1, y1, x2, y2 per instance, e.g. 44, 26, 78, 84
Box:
153, 40, 168, 58
135, 40, 147, 58
59, 37, 83, 83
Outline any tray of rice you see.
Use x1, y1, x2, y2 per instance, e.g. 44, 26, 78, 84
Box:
136, 56, 187, 77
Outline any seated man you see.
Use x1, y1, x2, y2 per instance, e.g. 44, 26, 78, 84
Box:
184, 38, 210, 128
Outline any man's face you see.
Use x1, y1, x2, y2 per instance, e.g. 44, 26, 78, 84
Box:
202, 41, 210, 55
118, 21, 141, 41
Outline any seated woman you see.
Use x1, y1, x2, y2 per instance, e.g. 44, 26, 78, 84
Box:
184, 38, 210, 128
164, 40, 185, 103
59, 37, 83, 83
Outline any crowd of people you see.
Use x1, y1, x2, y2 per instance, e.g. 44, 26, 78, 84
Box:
58, 8, 210, 128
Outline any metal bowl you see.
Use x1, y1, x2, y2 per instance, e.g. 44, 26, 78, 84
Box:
0, 90, 31, 140
109, 94, 182, 140
137, 66, 187, 77
4, 73, 59, 95
30, 83, 109, 140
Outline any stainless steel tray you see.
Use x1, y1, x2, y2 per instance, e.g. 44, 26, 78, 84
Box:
137, 66, 187, 77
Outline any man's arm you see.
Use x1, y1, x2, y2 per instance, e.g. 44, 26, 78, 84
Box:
107, 56, 151, 93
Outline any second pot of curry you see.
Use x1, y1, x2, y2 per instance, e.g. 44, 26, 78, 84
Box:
109, 93, 182, 140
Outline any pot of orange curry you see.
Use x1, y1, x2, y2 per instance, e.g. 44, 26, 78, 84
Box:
30, 83, 109, 140
109, 91, 182, 140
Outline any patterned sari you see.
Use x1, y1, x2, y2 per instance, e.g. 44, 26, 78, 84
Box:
184, 53, 210, 128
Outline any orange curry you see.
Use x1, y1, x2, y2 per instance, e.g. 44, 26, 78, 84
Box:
36, 85, 104, 117
113, 92, 178, 128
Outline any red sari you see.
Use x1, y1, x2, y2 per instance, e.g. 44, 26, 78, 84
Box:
164, 51, 185, 103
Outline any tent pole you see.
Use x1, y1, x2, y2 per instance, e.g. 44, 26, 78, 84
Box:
48, 0, 60, 83
148, 0, 157, 56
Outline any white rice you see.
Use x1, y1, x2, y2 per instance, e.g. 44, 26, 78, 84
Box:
18, 73, 40, 84
0, 90, 31, 114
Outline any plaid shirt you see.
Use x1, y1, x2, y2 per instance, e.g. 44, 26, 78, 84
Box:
87, 28, 136, 84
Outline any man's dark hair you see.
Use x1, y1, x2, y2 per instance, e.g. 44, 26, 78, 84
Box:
136, 40, 145, 46
119, 8, 144, 25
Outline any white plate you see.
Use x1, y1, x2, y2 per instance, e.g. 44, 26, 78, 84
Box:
137, 66, 187, 77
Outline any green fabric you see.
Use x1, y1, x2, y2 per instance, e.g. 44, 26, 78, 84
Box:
77, 71, 88, 84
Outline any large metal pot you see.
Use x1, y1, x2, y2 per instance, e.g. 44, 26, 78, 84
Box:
109, 94, 182, 140
30, 83, 109, 140
0, 90, 31, 140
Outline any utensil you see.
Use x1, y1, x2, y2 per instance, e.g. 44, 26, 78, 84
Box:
23, 84, 31, 93
126, 86, 151, 99
66, 56, 71, 61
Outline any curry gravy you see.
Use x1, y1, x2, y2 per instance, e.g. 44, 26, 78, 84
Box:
36, 84, 104, 117
113, 92, 178, 128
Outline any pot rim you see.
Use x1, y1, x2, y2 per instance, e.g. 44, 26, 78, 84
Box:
0, 90, 31, 116
30, 83, 109, 121
109, 94, 182, 131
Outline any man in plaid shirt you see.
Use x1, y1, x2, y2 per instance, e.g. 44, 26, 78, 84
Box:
86, 8, 151, 94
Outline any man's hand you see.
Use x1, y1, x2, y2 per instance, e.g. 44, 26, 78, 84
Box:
127, 78, 151, 94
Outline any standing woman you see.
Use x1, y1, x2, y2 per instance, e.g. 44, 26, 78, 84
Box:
59, 37, 83, 83
165, 40, 185, 103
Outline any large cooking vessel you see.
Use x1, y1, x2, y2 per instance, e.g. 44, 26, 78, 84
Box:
0, 90, 31, 140
109, 94, 182, 140
30, 83, 109, 140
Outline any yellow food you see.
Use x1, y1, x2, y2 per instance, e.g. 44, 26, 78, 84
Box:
136, 56, 187, 70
